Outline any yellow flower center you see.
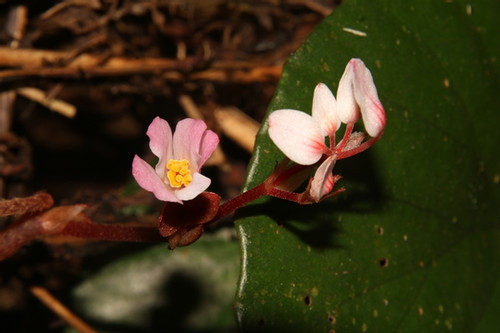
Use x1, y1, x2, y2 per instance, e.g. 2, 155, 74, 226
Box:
166, 159, 192, 188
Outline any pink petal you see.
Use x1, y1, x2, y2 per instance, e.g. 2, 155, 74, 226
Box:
175, 172, 211, 201
309, 156, 337, 202
199, 129, 219, 167
132, 155, 181, 203
336, 61, 360, 124
146, 117, 173, 175
268, 109, 327, 165
350, 59, 386, 137
172, 118, 208, 170
312, 83, 340, 137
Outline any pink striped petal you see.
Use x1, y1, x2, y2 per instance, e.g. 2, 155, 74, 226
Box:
312, 83, 340, 137
199, 129, 219, 167
172, 118, 207, 170
175, 172, 211, 201
350, 59, 386, 137
309, 156, 337, 202
336, 61, 360, 125
172, 119, 204, 167
132, 155, 180, 203
337, 59, 386, 137
268, 109, 327, 165
146, 117, 173, 175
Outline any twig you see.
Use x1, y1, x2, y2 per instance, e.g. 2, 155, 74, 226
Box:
179, 65, 282, 83
1, 6, 28, 196
30, 286, 97, 333
0, 91, 16, 135
0, 47, 282, 84
178, 94, 204, 119
286, 0, 334, 16
214, 106, 260, 153
40, 0, 102, 20
5, 5, 28, 48
0, 46, 200, 71
16, 87, 77, 118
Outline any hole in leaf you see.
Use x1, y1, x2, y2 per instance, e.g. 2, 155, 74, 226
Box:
379, 258, 389, 267
304, 295, 311, 306
377, 226, 383, 235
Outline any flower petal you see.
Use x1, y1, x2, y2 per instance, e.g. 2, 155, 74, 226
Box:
172, 118, 207, 170
309, 156, 337, 202
350, 59, 386, 137
175, 172, 211, 201
132, 155, 180, 203
268, 109, 327, 165
146, 117, 173, 175
199, 129, 219, 167
312, 83, 340, 137
336, 61, 360, 124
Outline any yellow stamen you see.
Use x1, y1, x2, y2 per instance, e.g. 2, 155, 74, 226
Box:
166, 159, 192, 188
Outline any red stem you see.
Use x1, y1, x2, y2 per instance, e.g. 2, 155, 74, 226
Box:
335, 122, 355, 153
211, 182, 268, 221
0, 217, 44, 261
267, 187, 303, 203
61, 221, 166, 243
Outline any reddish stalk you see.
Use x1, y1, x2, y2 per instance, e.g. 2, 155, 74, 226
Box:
60, 221, 165, 243
335, 122, 355, 154
0, 205, 85, 260
0, 192, 54, 217
211, 182, 268, 221
267, 187, 303, 203
210, 161, 315, 221
0, 217, 46, 260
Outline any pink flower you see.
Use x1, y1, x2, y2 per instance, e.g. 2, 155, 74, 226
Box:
336, 58, 386, 137
132, 117, 219, 203
268, 59, 385, 202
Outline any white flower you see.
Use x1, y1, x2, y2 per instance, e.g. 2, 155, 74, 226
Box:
268, 59, 385, 202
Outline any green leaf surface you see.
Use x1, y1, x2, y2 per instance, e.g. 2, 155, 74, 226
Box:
71, 232, 239, 332
235, 1, 500, 332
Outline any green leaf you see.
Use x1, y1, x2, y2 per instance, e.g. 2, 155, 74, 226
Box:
235, 1, 500, 332
71, 233, 239, 332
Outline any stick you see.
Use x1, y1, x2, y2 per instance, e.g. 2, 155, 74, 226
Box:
0, 47, 282, 84
16, 87, 77, 118
214, 106, 259, 153
31, 286, 97, 333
